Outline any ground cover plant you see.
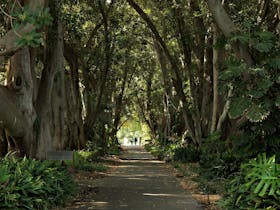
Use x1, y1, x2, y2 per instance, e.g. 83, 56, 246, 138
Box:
0, 156, 77, 210
74, 150, 109, 172
220, 154, 280, 210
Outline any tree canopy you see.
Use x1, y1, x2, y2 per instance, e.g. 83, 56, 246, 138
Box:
0, 0, 279, 207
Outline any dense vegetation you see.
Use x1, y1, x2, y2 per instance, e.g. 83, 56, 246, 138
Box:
0, 0, 279, 209
0, 156, 76, 209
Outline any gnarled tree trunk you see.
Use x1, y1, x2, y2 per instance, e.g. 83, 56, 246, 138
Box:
35, 0, 64, 159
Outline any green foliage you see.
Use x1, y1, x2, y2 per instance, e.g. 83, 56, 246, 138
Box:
75, 161, 108, 172
251, 31, 275, 53
146, 144, 166, 160
220, 57, 276, 123
145, 141, 176, 161
172, 145, 200, 163
75, 149, 101, 162
220, 154, 280, 210
229, 96, 251, 119
275, 96, 280, 108
85, 139, 106, 158
200, 132, 255, 178
15, 7, 53, 47
268, 57, 280, 70
221, 24, 280, 124
199, 132, 241, 178
0, 156, 76, 209
199, 123, 280, 179
16, 31, 43, 48
74, 150, 108, 172
220, 58, 247, 80
145, 139, 201, 163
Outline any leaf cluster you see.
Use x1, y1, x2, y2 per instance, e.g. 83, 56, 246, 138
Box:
73, 150, 108, 172
220, 29, 280, 123
0, 156, 76, 209
220, 154, 280, 210
14, 7, 53, 47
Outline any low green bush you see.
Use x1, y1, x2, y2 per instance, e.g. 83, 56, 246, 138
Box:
148, 145, 165, 160
220, 153, 280, 210
75, 162, 108, 172
74, 150, 108, 172
0, 156, 77, 209
199, 132, 253, 178
173, 145, 200, 163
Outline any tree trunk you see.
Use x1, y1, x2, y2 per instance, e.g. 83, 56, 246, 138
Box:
172, 2, 203, 145
112, 67, 128, 143
201, 31, 213, 135
91, 1, 112, 128
211, 26, 224, 133
0, 86, 28, 138
0, 129, 8, 157
51, 60, 65, 150
35, 1, 64, 159
6, 48, 36, 156
64, 45, 86, 149
153, 39, 172, 143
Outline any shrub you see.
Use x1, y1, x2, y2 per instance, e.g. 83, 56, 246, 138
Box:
199, 132, 256, 178
74, 151, 108, 172
0, 156, 77, 209
173, 145, 200, 163
199, 132, 240, 178
220, 153, 280, 210
151, 146, 165, 160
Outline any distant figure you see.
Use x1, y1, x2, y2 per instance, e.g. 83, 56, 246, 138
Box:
130, 138, 134, 145
134, 137, 137, 145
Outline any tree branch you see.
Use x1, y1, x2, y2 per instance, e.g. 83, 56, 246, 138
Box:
0, 0, 45, 64
206, 0, 254, 66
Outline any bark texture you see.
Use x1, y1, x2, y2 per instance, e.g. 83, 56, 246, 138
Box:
36, 1, 64, 159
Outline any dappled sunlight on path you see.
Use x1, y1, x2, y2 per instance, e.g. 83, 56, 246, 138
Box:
66, 146, 203, 210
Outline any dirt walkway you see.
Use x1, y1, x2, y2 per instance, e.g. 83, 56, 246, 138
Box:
67, 146, 203, 210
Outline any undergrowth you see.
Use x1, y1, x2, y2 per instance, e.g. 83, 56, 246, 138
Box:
145, 133, 280, 209
73, 150, 109, 172
0, 156, 77, 210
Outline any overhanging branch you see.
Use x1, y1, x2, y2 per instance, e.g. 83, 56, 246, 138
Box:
0, 0, 45, 64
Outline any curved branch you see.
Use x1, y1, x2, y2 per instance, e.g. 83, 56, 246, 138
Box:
206, 0, 254, 66
126, 0, 198, 144
0, 0, 45, 64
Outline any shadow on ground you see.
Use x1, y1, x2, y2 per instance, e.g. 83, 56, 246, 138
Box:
65, 146, 203, 210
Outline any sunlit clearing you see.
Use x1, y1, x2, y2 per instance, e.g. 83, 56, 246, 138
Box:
117, 117, 151, 146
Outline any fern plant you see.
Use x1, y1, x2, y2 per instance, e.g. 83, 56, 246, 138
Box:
0, 156, 77, 209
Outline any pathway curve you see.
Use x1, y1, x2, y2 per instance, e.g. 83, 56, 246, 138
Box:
69, 146, 203, 210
